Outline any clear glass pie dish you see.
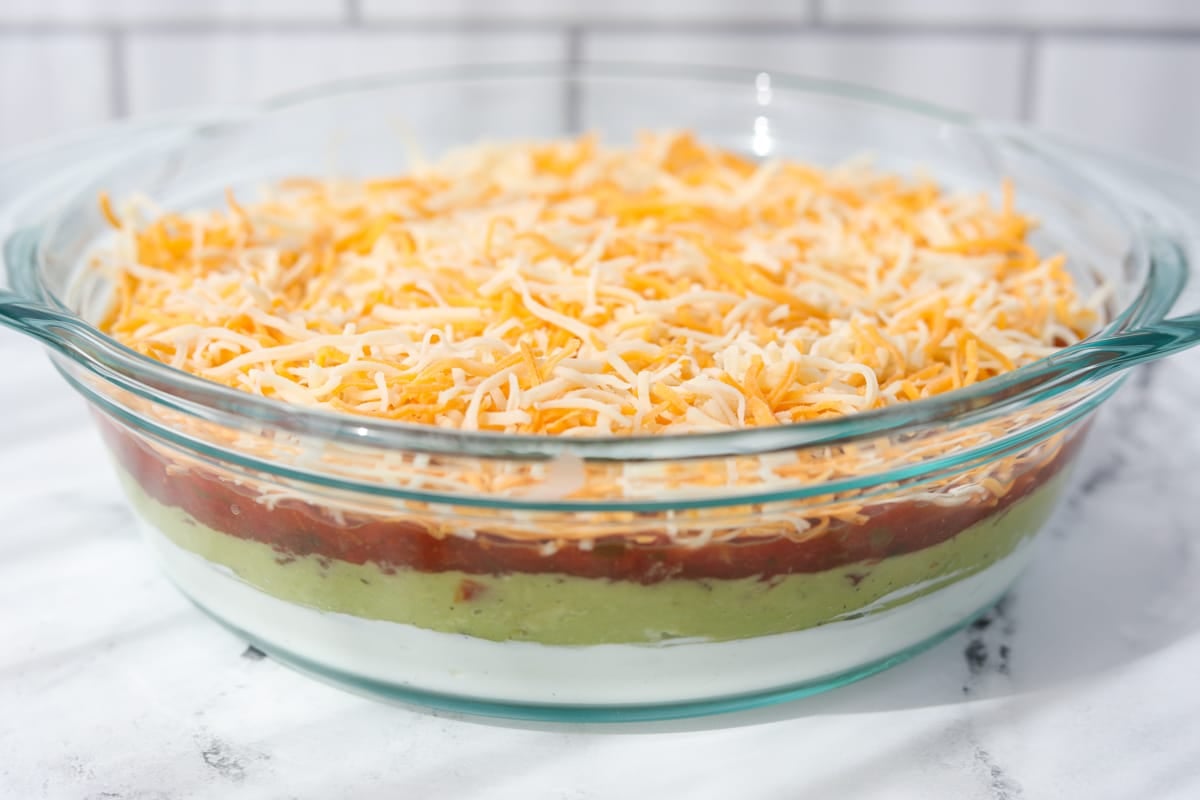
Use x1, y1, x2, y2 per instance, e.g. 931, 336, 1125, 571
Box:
3, 64, 1200, 721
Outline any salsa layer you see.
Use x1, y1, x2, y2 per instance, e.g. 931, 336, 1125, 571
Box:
129, 468, 1067, 644
100, 416, 1080, 584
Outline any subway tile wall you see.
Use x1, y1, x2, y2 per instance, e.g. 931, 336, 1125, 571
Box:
125, 32, 566, 111
582, 34, 1026, 119
1, 0, 1199, 173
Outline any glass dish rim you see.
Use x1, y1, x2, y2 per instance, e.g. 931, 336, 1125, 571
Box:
6, 61, 1179, 462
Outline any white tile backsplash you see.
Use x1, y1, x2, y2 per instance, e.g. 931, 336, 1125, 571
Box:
0, 36, 112, 151
1034, 39, 1200, 173
0, 0, 343, 23
126, 32, 567, 111
2, 0, 1200, 177
583, 33, 1026, 119
822, 0, 1200, 27
361, 0, 809, 22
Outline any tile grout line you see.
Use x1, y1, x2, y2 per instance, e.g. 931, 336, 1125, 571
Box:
564, 26, 583, 135
1, 20, 1200, 38
1018, 32, 1041, 123
809, 0, 824, 26
106, 27, 129, 119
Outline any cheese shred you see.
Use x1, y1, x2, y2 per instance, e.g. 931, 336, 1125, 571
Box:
94, 131, 1102, 437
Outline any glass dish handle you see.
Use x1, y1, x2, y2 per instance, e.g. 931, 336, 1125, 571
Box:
0, 113, 222, 355
0, 229, 114, 365
991, 127, 1200, 384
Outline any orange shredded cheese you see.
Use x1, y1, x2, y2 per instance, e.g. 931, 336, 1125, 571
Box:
93, 131, 1103, 437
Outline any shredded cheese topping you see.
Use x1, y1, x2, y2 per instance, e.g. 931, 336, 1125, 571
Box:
95, 131, 1103, 437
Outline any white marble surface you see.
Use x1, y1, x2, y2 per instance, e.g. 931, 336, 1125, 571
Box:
2, 328, 1200, 799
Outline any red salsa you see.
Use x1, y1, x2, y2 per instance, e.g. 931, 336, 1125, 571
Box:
101, 416, 1080, 584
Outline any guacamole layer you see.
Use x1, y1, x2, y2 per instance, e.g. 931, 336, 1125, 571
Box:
123, 471, 1065, 645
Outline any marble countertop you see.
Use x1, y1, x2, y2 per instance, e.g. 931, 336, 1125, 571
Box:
2, 329, 1199, 800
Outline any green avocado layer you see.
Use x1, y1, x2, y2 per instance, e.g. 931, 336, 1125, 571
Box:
123, 472, 1065, 645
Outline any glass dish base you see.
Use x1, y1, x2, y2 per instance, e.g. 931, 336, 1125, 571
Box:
142, 523, 1029, 721
208, 611, 983, 723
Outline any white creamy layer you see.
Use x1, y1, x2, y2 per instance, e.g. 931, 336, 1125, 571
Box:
142, 520, 1035, 708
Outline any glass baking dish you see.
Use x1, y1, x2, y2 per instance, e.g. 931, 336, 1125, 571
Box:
3, 64, 1200, 721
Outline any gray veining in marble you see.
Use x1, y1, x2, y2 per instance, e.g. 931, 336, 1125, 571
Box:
2, 330, 1199, 800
